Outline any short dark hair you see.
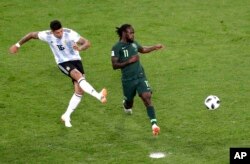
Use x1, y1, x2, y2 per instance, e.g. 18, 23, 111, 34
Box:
116, 24, 132, 39
50, 20, 62, 31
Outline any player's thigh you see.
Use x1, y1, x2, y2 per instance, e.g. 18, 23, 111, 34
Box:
72, 60, 85, 74
58, 60, 85, 81
122, 80, 137, 101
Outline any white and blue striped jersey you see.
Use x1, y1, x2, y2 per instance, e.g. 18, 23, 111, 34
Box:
38, 28, 81, 64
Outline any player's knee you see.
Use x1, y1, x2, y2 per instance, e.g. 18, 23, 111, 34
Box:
140, 93, 152, 106
140, 92, 151, 100
74, 82, 84, 95
75, 90, 83, 96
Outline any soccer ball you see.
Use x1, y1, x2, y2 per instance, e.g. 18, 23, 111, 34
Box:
204, 95, 220, 110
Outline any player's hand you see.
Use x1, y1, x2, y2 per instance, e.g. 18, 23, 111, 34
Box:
155, 44, 165, 50
73, 43, 80, 51
9, 44, 19, 54
129, 55, 139, 63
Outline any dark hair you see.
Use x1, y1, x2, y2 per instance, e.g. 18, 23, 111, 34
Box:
116, 24, 132, 39
50, 20, 62, 31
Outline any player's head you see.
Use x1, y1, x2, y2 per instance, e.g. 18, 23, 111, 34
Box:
116, 24, 134, 42
50, 20, 63, 38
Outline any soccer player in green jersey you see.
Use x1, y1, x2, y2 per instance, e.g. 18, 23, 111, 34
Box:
111, 24, 164, 136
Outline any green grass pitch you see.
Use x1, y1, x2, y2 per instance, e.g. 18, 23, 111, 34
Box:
0, 0, 250, 163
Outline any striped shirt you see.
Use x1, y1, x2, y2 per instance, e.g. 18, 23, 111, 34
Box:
38, 28, 81, 64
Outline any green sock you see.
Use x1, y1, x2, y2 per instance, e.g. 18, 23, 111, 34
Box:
146, 106, 157, 125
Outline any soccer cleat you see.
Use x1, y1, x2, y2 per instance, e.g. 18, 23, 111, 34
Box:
152, 124, 160, 136
100, 88, 107, 103
61, 114, 72, 128
123, 100, 132, 114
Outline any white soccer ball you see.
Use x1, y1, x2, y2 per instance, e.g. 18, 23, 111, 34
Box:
204, 95, 220, 110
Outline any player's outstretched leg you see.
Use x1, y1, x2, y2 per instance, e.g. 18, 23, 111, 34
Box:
78, 77, 107, 103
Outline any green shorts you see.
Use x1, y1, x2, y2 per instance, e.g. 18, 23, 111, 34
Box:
122, 77, 152, 102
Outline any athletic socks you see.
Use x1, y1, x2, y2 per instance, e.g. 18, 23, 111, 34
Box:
146, 106, 157, 125
78, 77, 102, 100
64, 93, 82, 117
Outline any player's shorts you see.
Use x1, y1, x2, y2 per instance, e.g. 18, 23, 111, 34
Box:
122, 77, 152, 102
58, 60, 84, 81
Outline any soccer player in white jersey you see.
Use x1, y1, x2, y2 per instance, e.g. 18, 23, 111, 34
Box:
9, 20, 107, 128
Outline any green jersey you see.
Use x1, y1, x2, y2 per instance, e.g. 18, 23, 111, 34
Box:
112, 41, 145, 81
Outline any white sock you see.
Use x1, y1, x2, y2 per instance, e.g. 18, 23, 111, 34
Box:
78, 77, 101, 100
65, 93, 82, 117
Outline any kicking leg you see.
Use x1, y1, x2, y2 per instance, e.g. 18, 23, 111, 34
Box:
70, 69, 107, 103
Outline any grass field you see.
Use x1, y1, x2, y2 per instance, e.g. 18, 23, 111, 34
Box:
1, 0, 250, 163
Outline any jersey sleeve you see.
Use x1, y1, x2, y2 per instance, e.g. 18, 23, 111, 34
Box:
38, 30, 50, 42
68, 29, 81, 42
111, 45, 119, 57
134, 41, 143, 51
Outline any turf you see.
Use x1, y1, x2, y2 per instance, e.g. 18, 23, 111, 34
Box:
0, 0, 250, 163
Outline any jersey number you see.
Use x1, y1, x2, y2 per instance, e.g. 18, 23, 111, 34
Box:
123, 50, 129, 57
145, 81, 150, 88
57, 45, 65, 51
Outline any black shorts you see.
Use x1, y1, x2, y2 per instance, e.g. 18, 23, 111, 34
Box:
122, 77, 152, 102
58, 60, 84, 81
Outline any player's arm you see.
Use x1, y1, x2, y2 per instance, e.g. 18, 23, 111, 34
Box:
111, 55, 139, 70
139, 44, 164, 54
9, 32, 39, 54
73, 36, 91, 51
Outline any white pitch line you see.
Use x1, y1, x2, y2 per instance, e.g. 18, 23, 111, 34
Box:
149, 152, 166, 159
